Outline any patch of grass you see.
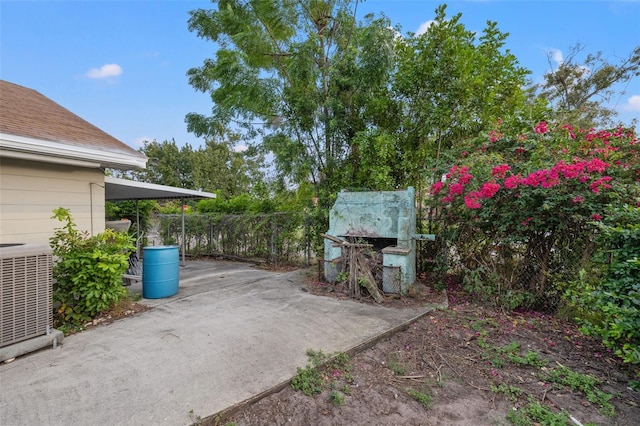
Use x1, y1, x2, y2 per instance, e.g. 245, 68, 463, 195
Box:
478, 340, 547, 372
496, 341, 547, 368
506, 399, 569, 426
211, 415, 236, 426
188, 409, 202, 425
407, 387, 432, 409
291, 364, 324, 396
490, 383, 524, 402
291, 349, 352, 397
329, 351, 353, 382
386, 352, 407, 376
498, 341, 521, 355
471, 317, 499, 333
542, 364, 615, 416
330, 390, 345, 406
56, 322, 85, 335
480, 351, 505, 368
477, 337, 491, 349
508, 350, 547, 368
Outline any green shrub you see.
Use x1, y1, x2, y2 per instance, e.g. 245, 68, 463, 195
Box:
407, 387, 432, 409
429, 125, 639, 311
542, 365, 615, 416
49, 208, 134, 328
577, 206, 640, 365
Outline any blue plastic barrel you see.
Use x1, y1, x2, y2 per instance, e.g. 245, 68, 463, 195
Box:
142, 246, 179, 298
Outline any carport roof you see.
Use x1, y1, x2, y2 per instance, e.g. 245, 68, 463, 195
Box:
105, 176, 217, 201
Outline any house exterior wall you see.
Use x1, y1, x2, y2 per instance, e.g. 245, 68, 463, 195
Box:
0, 158, 105, 245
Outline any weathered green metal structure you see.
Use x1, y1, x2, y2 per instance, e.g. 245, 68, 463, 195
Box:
324, 187, 433, 294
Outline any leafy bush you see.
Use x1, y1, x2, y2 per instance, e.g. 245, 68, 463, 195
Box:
578, 206, 640, 364
49, 208, 134, 328
429, 123, 639, 311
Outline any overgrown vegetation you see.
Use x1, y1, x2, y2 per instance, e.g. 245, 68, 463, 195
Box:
157, 212, 310, 265
407, 387, 433, 409
573, 206, 640, 365
49, 208, 133, 331
291, 349, 353, 398
543, 364, 615, 416
99, 1, 640, 371
506, 398, 571, 426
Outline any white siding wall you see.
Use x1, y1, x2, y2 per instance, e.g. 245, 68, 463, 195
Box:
0, 158, 105, 245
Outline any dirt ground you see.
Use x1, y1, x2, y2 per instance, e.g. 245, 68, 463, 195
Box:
207, 276, 640, 426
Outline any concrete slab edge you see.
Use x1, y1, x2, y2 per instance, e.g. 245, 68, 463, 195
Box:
0, 329, 64, 362
200, 299, 448, 426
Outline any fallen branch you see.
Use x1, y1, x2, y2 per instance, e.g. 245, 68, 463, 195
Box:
321, 233, 345, 245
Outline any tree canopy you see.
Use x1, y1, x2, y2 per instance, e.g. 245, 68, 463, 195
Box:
536, 44, 640, 129
133, 137, 265, 199
187, 2, 539, 203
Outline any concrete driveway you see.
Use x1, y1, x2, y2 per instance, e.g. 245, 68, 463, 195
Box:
0, 260, 436, 425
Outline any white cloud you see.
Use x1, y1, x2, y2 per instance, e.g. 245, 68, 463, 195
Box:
622, 95, 640, 112
134, 136, 153, 148
86, 63, 123, 79
387, 25, 403, 41
548, 48, 564, 65
415, 20, 434, 36
233, 143, 248, 153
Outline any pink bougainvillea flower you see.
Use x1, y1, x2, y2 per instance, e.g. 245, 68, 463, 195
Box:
464, 193, 482, 209
480, 182, 501, 199
504, 174, 521, 189
534, 121, 549, 134
491, 164, 511, 179
449, 182, 465, 195
562, 124, 576, 139
489, 130, 502, 143
459, 173, 473, 184
572, 196, 584, 204
442, 194, 455, 203
430, 181, 444, 195
592, 214, 603, 221
590, 176, 613, 193
586, 158, 609, 173
557, 161, 584, 179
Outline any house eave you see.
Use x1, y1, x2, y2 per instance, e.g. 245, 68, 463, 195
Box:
0, 132, 147, 170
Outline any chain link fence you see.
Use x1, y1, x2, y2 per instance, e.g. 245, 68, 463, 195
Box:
148, 211, 595, 310
152, 212, 314, 266
421, 218, 598, 311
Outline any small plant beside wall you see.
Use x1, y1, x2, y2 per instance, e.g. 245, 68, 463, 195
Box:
49, 208, 134, 332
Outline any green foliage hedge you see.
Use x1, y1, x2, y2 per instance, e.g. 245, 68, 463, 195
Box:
577, 206, 640, 364
49, 208, 134, 329
429, 123, 639, 312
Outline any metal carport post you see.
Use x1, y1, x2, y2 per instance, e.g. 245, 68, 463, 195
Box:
104, 176, 216, 267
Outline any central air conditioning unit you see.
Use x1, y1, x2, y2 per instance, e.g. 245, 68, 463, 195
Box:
0, 244, 53, 348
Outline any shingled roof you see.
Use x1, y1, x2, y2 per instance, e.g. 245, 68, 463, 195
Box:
0, 80, 146, 169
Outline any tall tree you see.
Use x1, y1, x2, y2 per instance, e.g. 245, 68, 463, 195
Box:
192, 135, 266, 198
137, 139, 195, 188
537, 44, 640, 129
343, 4, 530, 202
186, 0, 396, 203
391, 5, 530, 190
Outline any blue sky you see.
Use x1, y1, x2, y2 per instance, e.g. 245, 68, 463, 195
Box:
1, 0, 639, 151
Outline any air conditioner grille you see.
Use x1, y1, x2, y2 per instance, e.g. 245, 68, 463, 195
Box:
1, 248, 53, 348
